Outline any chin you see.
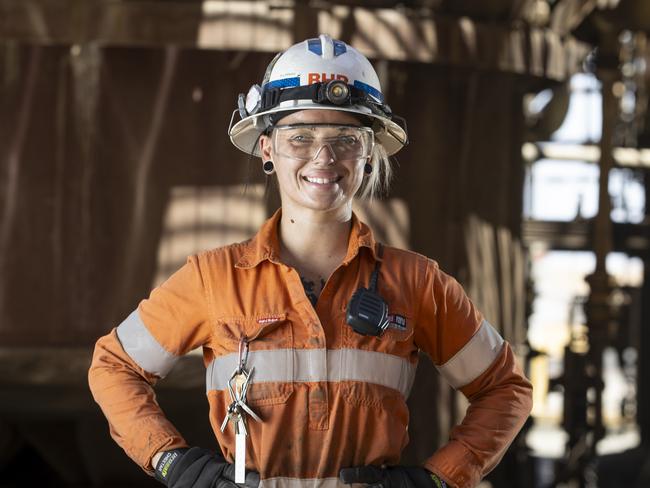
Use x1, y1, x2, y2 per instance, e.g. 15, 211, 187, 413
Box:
301, 195, 349, 212
304, 201, 342, 212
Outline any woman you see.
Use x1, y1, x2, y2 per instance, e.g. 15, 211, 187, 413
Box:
89, 34, 533, 488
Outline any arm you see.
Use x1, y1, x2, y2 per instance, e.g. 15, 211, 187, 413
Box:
415, 260, 533, 488
88, 255, 213, 472
88, 329, 188, 471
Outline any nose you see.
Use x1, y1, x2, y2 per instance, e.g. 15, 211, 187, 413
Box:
311, 143, 336, 164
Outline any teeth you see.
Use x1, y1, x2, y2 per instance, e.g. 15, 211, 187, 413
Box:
305, 176, 338, 184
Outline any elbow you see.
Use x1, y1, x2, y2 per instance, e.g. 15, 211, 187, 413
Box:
506, 371, 534, 430
506, 346, 535, 421
88, 338, 115, 405
517, 376, 534, 425
87, 348, 107, 402
87, 329, 145, 405
524, 378, 534, 415
523, 375, 534, 418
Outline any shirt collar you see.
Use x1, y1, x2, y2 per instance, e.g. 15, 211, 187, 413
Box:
235, 208, 381, 269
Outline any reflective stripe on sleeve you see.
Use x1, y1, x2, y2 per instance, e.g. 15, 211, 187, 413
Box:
435, 319, 505, 389
205, 348, 417, 398
116, 310, 178, 378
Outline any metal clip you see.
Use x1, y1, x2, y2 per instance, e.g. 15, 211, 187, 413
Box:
238, 338, 249, 374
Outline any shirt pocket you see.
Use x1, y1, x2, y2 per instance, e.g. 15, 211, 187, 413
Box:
341, 306, 415, 356
339, 309, 417, 409
210, 313, 294, 406
380, 310, 415, 355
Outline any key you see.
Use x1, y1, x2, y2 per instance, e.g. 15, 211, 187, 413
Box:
228, 369, 262, 424
220, 367, 263, 483
220, 402, 241, 433
221, 340, 262, 484
228, 370, 255, 484
221, 368, 260, 433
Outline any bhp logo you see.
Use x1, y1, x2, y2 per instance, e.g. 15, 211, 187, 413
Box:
308, 73, 349, 84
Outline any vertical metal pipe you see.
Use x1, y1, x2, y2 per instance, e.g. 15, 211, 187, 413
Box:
584, 55, 619, 458
639, 177, 650, 447
593, 72, 616, 276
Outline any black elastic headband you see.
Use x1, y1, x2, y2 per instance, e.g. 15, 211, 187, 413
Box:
260, 81, 393, 119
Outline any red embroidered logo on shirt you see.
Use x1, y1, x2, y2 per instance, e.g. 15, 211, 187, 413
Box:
257, 316, 282, 325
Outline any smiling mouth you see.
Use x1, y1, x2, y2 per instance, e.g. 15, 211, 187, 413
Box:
302, 176, 343, 185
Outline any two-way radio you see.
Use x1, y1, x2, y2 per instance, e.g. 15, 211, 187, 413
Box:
345, 244, 389, 337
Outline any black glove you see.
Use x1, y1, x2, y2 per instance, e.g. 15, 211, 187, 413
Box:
339, 466, 447, 488
154, 447, 260, 488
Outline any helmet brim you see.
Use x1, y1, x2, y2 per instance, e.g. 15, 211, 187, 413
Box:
229, 103, 408, 157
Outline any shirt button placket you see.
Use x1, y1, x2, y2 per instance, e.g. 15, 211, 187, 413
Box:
307, 316, 329, 430
289, 270, 330, 430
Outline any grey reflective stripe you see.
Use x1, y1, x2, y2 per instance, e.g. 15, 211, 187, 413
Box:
260, 477, 345, 488
206, 348, 417, 398
329, 349, 417, 398
206, 349, 294, 393
436, 319, 505, 389
116, 310, 178, 378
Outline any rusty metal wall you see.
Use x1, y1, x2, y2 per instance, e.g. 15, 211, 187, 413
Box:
0, 45, 273, 346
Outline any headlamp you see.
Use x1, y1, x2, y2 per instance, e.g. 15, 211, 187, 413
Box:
325, 80, 350, 105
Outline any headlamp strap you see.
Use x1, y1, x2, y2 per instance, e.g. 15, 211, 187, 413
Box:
260, 89, 282, 113
259, 82, 390, 118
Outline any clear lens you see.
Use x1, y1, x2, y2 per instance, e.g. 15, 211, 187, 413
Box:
272, 124, 374, 161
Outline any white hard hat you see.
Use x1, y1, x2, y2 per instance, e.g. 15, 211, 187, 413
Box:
228, 34, 408, 156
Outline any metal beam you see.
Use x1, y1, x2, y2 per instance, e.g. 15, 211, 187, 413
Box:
523, 141, 650, 168
522, 219, 650, 255
0, 0, 590, 81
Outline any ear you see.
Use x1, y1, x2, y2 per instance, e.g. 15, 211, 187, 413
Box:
259, 134, 273, 161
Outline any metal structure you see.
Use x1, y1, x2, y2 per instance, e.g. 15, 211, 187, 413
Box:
522, 2, 650, 486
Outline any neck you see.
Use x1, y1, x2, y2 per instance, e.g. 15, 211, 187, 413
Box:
278, 205, 352, 278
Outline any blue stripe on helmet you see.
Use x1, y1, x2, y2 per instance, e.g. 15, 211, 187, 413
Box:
354, 80, 384, 103
307, 39, 322, 56
265, 77, 301, 89
333, 40, 347, 57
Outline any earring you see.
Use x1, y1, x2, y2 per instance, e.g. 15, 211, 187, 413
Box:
364, 163, 373, 175
263, 160, 275, 175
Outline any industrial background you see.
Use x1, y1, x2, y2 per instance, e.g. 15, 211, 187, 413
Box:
1, 0, 649, 487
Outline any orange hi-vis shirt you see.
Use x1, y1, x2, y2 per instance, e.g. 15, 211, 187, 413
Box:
88, 210, 532, 488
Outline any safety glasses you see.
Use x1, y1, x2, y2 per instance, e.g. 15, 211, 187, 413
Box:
272, 124, 374, 162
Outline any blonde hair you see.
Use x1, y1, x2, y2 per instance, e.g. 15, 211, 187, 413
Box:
357, 143, 393, 200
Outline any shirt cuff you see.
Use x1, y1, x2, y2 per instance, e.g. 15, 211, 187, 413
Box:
133, 428, 188, 473
423, 440, 482, 488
